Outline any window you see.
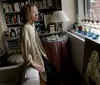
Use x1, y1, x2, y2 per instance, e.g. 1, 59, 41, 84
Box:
85, 0, 100, 20
77, 0, 100, 41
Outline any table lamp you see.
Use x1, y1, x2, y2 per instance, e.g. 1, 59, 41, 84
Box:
50, 10, 70, 31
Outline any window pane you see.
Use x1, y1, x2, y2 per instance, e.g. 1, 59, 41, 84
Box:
88, 0, 100, 20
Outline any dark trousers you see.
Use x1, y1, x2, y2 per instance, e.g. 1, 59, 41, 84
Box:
42, 56, 60, 85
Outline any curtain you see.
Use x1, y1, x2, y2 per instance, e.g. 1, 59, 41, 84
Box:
42, 40, 72, 76
0, 1, 7, 54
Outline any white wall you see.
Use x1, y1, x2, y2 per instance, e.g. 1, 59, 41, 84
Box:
61, 0, 77, 30
66, 31, 85, 75
77, 0, 84, 22
62, 0, 85, 75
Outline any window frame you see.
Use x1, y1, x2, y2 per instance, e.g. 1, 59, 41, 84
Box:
84, 0, 90, 17
77, 0, 85, 21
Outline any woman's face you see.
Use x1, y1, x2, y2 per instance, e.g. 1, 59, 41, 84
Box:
31, 6, 38, 23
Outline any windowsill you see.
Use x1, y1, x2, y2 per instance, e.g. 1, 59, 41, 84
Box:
66, 30, 85, 42
66, 30, 100, 44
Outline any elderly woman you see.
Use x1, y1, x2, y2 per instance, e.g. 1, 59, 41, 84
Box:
20, 4, 59, 85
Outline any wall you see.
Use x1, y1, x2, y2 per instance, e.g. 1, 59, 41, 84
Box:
62, 0, 85, 75
61, 0, 77, 30
78, 0, 84, 21
66, 31, 85, 76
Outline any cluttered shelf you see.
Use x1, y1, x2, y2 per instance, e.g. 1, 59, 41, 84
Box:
7, 23, 23, 26
39, 31, 62, 36
4, 31, 67, 55
5, 12, 20, 15
4, 31, 63, 41
67, 30, 100, 44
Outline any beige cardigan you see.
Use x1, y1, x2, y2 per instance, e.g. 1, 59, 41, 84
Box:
21, 23, 47, 82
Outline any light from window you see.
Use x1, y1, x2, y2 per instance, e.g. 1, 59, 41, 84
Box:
87, 0, 100, 20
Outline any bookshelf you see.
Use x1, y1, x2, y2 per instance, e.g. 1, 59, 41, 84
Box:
1, 0, 27, 53
1, 0, 62, 32
1, 0, 62, 53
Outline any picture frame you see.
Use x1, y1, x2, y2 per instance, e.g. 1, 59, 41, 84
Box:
10, 28, 17, 38
49, 23, 56, 33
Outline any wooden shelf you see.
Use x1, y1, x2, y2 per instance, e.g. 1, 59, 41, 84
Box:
1, 0, 13, 1
1, 0, 27, 2
5, 11, 20, 15
7, 23, 23, 26
6, 36, 19, 41
8, 27, 21, 28
38, 8, 56, 12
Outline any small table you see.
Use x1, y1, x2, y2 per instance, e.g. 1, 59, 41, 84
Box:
42, 39, 71, 76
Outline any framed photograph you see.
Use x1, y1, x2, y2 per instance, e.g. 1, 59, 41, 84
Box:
10, 28, 17, 38
49, 23, 56, 33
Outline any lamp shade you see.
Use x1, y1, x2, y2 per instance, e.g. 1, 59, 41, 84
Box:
50, 10, 70, 22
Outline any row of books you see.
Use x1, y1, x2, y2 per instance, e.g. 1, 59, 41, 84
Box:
2, 0, 53, 13
5, 15, 21, 24
2, 1, 28, 13
32, 0, 54, 9
5, 13, 44, 25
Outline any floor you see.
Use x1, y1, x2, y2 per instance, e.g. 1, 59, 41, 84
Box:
59, 63, 87, 85
60, 78, 87, 85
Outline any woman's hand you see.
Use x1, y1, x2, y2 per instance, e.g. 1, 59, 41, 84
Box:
33, 63, 44, 73
30, 58, 45, 72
